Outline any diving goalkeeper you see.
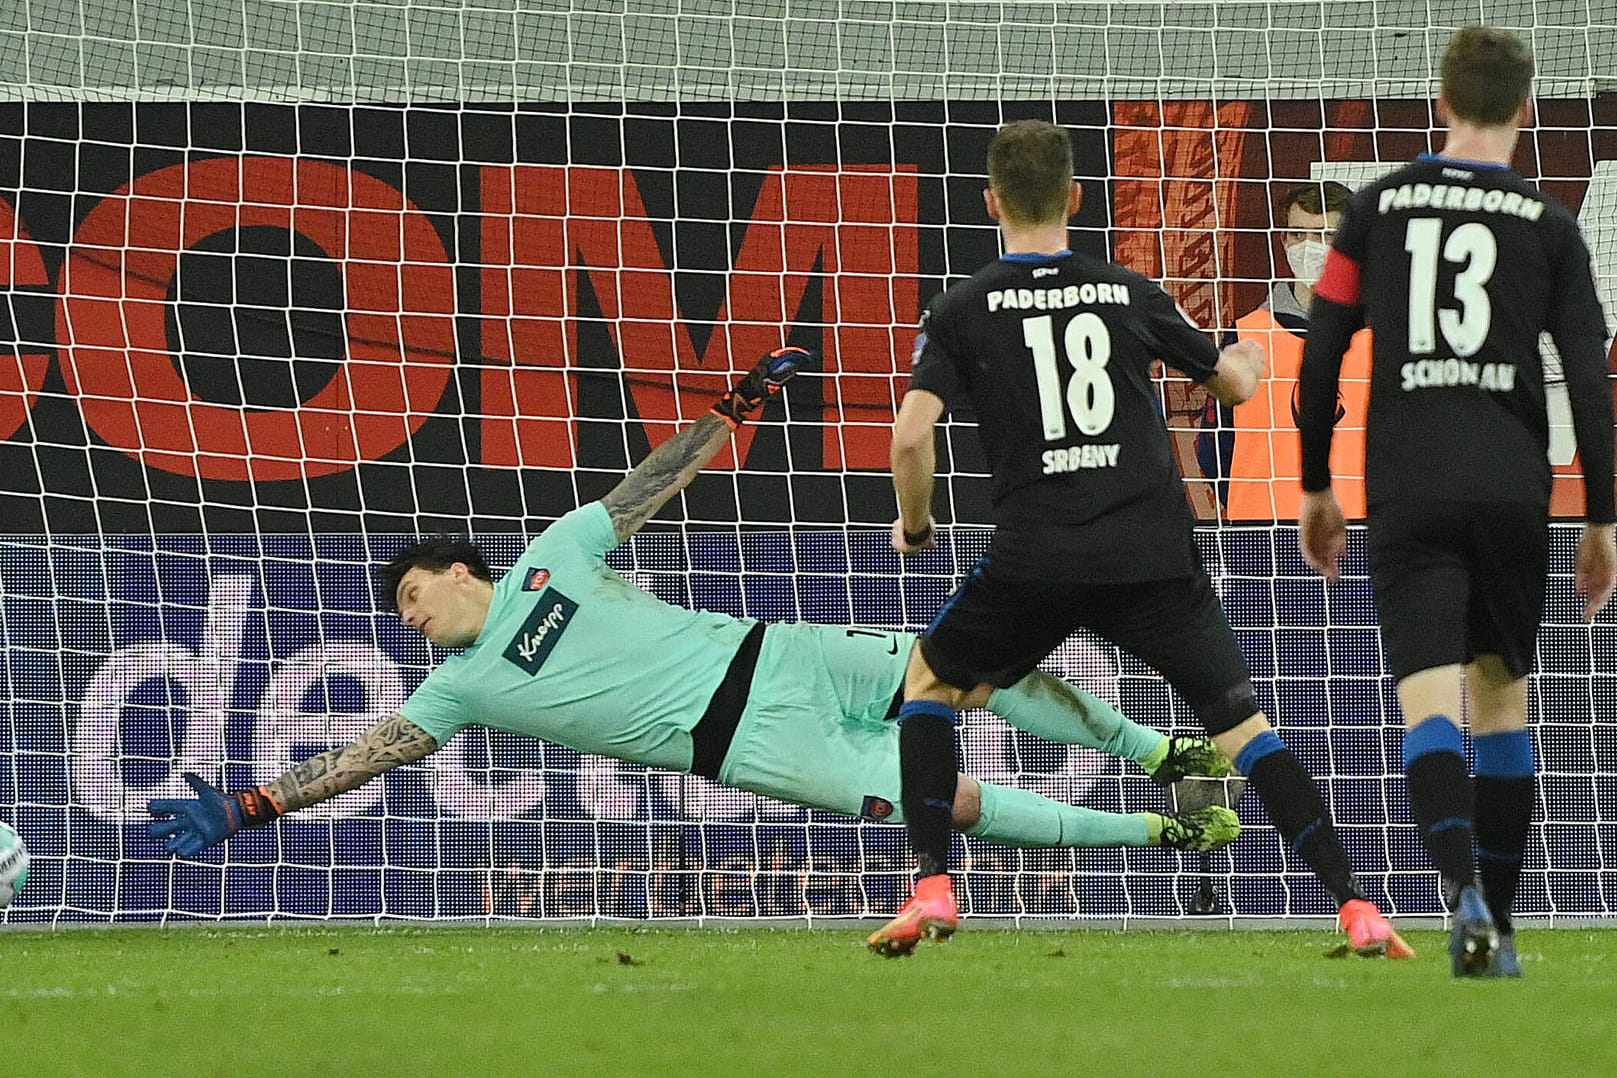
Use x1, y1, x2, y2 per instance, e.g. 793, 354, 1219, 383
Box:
147, 347, 1236, 858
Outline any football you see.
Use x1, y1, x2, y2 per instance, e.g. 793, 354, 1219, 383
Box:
0, 821, 29, 907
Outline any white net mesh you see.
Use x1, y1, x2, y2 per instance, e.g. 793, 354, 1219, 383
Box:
1, 1, 1613, 923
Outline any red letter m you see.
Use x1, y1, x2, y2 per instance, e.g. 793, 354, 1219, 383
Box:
481, 165, 917, 470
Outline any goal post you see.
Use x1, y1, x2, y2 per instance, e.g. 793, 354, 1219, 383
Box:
1, 1, 1614, 925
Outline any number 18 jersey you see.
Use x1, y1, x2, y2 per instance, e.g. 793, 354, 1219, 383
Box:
908, 250, 1222, 581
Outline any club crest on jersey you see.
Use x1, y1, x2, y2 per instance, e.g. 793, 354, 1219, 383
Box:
861, 795, 896, 821
521, 567, 551, 591
504, 588, 579, 675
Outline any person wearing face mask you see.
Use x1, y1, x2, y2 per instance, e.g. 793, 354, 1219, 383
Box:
1197, 180, 1372, 519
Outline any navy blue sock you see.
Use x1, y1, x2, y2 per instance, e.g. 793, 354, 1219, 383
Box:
898, 700, 958, 880
1474, 730, 1534, 934
1236, 730, 1364, 906
1401, 716, 1476, 910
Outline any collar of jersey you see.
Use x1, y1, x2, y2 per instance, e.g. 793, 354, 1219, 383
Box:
1417, 151, 1511, 172
1000, 250, 1074, 262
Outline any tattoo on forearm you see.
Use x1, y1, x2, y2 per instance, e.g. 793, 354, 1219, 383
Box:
264, 713, 437, 813
602, 412, 730, 540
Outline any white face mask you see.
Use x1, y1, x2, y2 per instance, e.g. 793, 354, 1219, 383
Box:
1286, 238, 1330, 285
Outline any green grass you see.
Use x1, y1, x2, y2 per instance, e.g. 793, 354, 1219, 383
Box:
1, 925, 1613, 1077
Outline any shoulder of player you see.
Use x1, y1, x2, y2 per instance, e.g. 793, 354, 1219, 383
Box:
1359, 160, 1573, 222
519, 503, 611, 562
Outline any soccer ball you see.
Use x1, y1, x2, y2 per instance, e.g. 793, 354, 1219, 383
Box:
0, 821, 29, 907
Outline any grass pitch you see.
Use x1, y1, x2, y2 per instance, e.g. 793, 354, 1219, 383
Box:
2, 925, 1613, 1077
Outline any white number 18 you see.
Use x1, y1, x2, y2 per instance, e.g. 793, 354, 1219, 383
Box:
1024, 312, 1115, 440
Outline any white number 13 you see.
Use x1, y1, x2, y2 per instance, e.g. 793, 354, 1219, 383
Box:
1025, 312, 1115, 439
1405, 217, 1497, 357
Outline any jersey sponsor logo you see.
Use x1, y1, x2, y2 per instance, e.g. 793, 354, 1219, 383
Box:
1377, 182, 1544, 221
503, 588, 580, 675
860, 795, 895, 821
521, 567, 551, 591
1042, 443, 1121, 474
986, 282, 1131, 313
1400, 358, 1517, 392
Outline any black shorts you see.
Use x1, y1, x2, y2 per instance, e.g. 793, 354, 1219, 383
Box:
1367, 499, 1549, 680
919, 544, 1258, 735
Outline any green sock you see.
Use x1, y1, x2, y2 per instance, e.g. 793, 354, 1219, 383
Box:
966, 782, 1152, 848
988, 671, 1167, 766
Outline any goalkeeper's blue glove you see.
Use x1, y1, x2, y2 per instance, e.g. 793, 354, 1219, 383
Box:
146, 773, 284, 857
712, 346, 815, 427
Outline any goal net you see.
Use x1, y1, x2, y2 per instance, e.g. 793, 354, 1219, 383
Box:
2, 0, 1613, 924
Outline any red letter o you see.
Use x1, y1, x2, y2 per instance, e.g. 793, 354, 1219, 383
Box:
59, 157, 455, 481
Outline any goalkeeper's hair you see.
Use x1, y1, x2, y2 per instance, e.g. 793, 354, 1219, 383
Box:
987, 119, 1074, 226
1442, 26, 1534, 126
378, 537, 494, 611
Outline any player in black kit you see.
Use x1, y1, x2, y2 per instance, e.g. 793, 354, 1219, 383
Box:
867, 118, 1412, 959
1298, 27, 1617, 978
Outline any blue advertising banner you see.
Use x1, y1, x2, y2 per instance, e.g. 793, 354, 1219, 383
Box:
3, 525, 1614, 923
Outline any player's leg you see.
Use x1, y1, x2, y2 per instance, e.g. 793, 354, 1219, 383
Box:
872, 549, 1071, 956
1094, 574, 1412, 958
955, 775, 1239, 851
1397, 662, 1494, 974
1396, 665, 1480, 904
1467, 654, 1530, 977
985, 670, 1231, 781
863, 644, 970, 956
897, 642, 970, 882
1461, 505, 1548, 977
1370, 499, 1497, 974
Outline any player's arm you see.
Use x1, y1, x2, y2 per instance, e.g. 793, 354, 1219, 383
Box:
146, 712, 439, 857
600, 346, 812, 543
1547, 225, 1617, 619
1297, 235, 1366, 493
891, 388, 945, 552
1202, 339, 1267, 406
1136, 281, 1262, 406
1295, 245, 1366, 582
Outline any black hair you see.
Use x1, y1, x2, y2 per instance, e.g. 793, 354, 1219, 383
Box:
377, 537, 493, 612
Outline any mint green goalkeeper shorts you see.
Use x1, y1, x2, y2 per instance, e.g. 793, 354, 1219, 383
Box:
715, 622, 914, 823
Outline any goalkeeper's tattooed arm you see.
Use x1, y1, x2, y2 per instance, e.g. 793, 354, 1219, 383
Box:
601, 346, 812, 543
147, 713, 437, 857
262, 712, 438, 813
601, 412, 736, 543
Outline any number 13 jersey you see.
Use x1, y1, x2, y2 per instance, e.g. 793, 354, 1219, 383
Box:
1322, 155, 1610, 511
908, 250, 1222, 582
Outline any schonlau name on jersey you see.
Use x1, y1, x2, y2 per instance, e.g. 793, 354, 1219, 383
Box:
1401, 358, 1518, 393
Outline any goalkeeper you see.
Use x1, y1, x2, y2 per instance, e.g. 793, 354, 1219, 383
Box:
148, 347, 1236, 858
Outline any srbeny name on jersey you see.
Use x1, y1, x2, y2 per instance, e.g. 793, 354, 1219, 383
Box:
987, 282, 1131, 313
1042, 443, 1121, 474
1401, 358, 1518, 392
1377, 183, 1544, 220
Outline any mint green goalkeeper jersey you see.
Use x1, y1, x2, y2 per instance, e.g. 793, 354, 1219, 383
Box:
398, 502, 758, 770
